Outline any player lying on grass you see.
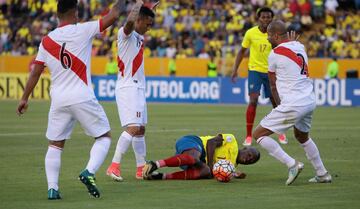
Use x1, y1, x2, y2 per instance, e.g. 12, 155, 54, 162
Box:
142, 134, 260, 180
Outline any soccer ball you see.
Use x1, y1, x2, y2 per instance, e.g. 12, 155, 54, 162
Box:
212, 159, 235, 183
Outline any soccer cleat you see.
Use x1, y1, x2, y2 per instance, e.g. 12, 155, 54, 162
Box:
136, 165, 144, 179
106, 162, 123, 182
48, 188, 61, 200
144, 171, 163, 180
242, 136, 252, 146
79, 169, 100, 198
278, 134, 288, 144
142, 161, 158, 179
286, 161, 304, 185
309, 173, 332, 183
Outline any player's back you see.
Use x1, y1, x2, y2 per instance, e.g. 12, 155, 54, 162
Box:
268, 41, 315, 106
36, 21, 101, 108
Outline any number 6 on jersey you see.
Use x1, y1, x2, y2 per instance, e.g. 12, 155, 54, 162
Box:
60, 43, 72, 69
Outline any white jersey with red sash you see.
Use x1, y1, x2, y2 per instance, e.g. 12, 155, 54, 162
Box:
116, 27, 145, 90
35, 20, 104, 108
268, 41, 315, 106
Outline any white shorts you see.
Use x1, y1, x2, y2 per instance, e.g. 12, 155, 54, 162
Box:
116, 87, 147, 127
260, 103, 316, 134
46, 99, 111, 141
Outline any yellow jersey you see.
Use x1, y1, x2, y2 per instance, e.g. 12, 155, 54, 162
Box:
242, 26, 272, 73
200, 134, 239, 166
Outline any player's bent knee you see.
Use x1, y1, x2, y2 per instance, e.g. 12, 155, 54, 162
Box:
295, 135, 309, 144
294, 127, 309, 143
253, 133, 260, 140
249, 100, 258, 106
253, 129, 262, 140
138, 126, 145, 135
125, 126, 143, 136
49, 140, 65, 149
249, 94, 259, 105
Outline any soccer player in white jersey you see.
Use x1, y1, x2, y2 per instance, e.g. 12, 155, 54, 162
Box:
16, 0, 126, 199
106, 0, 158, 181
252, 20, 332, 185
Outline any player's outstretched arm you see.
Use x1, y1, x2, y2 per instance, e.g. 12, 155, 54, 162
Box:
231, 47, 247, 83
101, 0, 127, 31
123, 0, 144, 35
17, 64, 44, 115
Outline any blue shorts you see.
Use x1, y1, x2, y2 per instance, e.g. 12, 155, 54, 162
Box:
175, 135, 206, 169
248, 70, 271, 98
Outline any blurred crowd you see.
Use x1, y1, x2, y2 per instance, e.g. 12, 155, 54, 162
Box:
0, 0, 359, 59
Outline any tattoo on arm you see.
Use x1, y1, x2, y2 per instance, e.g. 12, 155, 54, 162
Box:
101, 0, 126, 31
127, 2, 142, 22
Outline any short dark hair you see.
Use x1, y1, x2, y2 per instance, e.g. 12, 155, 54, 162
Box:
139, 6, 155, 19
57, 0, 78, 14
238, 147, 260, 165
256, 7, 274, 18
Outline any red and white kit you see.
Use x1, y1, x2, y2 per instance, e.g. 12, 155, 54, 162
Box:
35, 20, 110, 140
116, 27, 147, 127
260, 41, 316, 134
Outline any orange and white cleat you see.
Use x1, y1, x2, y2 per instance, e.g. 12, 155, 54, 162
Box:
278, 134, 288, 144
106, 162, 123, 182
136, 165, 144, 180
242, 136, 252, 146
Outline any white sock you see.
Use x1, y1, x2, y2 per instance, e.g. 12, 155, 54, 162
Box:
132, 136, 146, 167
112, 131, 133, 163
257, 136, 295, 168
86, 137, 111, 174
301, 138, 327, 176
45, 146, 62, 191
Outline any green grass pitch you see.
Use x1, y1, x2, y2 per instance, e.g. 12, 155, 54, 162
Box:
1, 100, 359, 209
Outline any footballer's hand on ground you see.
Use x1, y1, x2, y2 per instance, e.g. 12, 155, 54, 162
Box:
233, 171, 246, 179
17, 100, 28, 116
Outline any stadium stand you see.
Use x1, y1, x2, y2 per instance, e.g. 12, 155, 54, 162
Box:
0, 0, 359, 60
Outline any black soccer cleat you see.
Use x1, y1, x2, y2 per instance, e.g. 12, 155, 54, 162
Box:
142, 161, 158, 179
79, 169, 100, 198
